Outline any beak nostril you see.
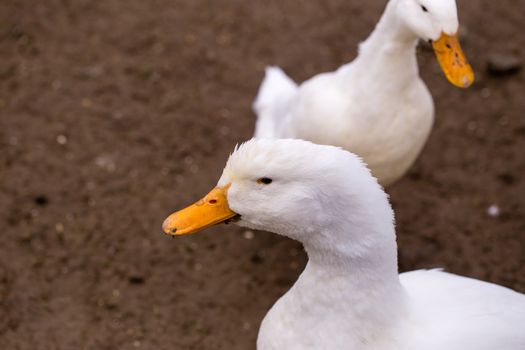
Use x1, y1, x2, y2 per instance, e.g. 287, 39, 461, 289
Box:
209, 199, 217, 204
170, 228, 177, 234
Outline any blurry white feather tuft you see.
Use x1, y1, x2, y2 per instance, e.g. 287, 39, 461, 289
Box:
253, 67, 298, 138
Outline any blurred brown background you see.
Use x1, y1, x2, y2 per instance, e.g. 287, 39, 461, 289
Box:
1, 0, 524, 349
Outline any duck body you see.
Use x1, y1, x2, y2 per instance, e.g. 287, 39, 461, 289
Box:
261, 61, 434, 187
400, 270, 525, 350
259, 268, 525, 350
163, 139, 523, 350
254, 0, 473, 186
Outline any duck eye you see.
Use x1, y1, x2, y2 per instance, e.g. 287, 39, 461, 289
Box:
257, 177, 273, 185
420, 5, 428, 12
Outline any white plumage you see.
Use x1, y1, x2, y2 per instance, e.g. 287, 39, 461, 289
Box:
227, 139, 525, 350
163, 139, 525, 350
253, 0, 473, 186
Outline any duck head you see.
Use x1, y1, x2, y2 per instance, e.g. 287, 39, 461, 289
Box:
396, 0, 474, 88
163, 138, 394, 249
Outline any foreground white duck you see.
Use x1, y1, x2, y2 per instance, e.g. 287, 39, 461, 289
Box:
163, 139, 525, 350
253, 0, 474, 186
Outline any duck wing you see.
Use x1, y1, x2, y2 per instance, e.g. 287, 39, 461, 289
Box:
400, 269, 525, 350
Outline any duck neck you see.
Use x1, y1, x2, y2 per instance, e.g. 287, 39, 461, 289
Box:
292, 202, 407, 338
346, 0, 420, 89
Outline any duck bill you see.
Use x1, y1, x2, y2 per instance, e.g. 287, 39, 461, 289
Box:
162, 185, 238, 236
432, 32, 474, 88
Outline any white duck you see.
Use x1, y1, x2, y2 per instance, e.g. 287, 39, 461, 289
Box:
253, 0, 474, 186
163, 139, 525, 350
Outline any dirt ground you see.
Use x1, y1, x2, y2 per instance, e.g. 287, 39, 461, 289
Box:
1, 0, 524, 349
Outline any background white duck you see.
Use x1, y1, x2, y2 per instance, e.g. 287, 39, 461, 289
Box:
253, 0, 474, 186
163, 139, 525, 350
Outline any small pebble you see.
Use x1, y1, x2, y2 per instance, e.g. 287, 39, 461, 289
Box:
243, 230, 255, 240
480, 88, 491, 99
219, 108, 231, 119
81, 98, 93, 108
81, 65, 103, 78
55, 223, 64, 233
95, 155, 116, 172
487, 53, 522, 76
56, 134, 68, 145
487, 205, 500, 218
190, 164, 199, 174
152, 306, 161, 316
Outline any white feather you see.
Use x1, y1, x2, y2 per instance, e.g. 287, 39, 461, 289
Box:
253, 66, 298, 138
213, 138, 525, 350
253, 0, 464, 186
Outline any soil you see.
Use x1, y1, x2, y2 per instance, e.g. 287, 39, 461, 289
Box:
1, 0, 524, 349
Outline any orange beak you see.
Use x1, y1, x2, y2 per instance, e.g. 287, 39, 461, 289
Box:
162, 185, 238, 236
432, 32, 474, 88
